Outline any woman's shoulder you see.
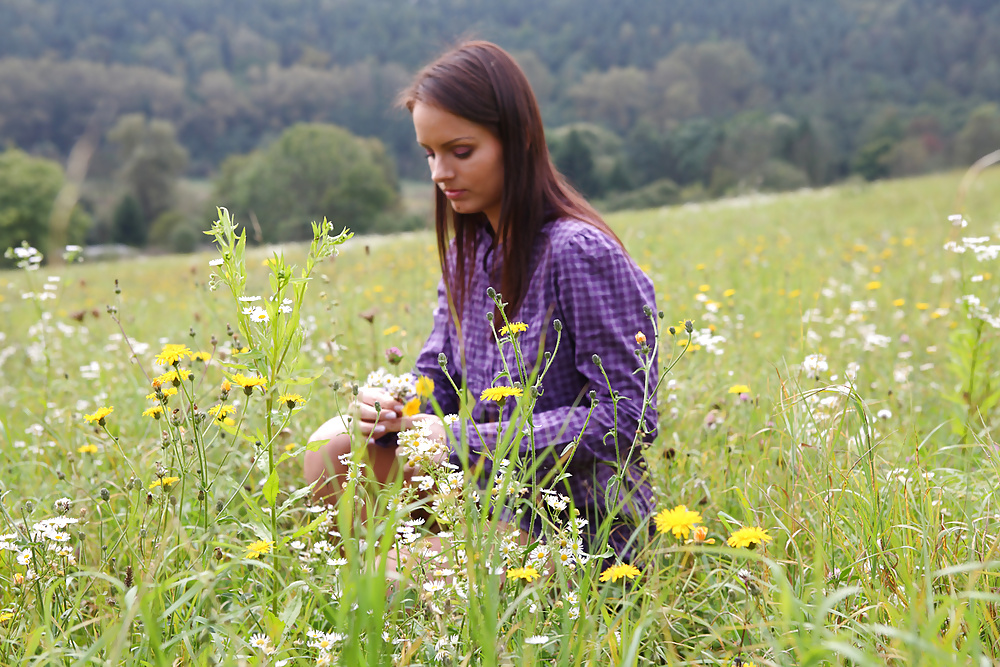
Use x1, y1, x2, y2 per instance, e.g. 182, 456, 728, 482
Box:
542, 217, 629, 267
543, 217, 619, 253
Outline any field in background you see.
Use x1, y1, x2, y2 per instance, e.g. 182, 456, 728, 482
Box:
1, 169, 999, 665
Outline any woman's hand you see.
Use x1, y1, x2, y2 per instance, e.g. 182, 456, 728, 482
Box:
353, 387, 405, 440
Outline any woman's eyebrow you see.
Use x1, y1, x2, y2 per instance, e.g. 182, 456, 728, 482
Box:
418, 136, 475, 148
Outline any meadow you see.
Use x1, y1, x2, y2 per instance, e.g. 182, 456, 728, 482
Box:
1, 169, 999, 666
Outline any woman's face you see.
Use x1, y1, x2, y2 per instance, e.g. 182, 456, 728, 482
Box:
412, 102, 504, 229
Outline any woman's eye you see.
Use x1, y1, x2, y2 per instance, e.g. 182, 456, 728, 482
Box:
454, 148, 472, 159
424, 151, 435, 159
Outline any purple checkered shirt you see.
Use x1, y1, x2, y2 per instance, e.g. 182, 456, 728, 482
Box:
404, 218, 659, 551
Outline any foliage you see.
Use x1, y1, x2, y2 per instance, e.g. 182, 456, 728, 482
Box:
2, 0, 1000, 191
1, 170, 999, 664
214, 123, 401, 242
111, 194, 145, 247
0, 148, 90, 263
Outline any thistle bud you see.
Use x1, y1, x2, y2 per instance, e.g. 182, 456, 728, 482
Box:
685, 319, 694, 334
642, 304, 652, 317
553, 319, 562, 332
100, 488, 110, 502
592, 354, 602, 366
486, 287, 496, 299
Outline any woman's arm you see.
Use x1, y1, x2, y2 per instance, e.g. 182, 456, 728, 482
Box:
448, 226, 658, 464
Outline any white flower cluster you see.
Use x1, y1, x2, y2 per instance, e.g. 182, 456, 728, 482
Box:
690, 327, 726, 355
957, 294, 1000, 329
397, 418, 449, 468
5, 244, 43, 270
802, 353, 829, 379
944, 235, 1000, 261
362, 368, 416, 402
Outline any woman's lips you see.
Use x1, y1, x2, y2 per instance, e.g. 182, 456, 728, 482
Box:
443, 189, 466, 199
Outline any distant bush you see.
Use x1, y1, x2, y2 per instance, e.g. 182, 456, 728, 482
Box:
213, 123, 400, 242
0, 148, 90, 262
601, 178, 680, 212
760, 159, 809, 192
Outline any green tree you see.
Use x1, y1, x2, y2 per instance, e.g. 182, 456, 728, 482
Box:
954, 104, 1000, 166
107, 114, 189, 236
112, 194, 145, 247
0, 148, 90, 261
213, 123, 400, 241
551, 129, 601, 197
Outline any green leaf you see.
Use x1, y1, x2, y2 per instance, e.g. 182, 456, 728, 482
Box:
263, 467, 280, 507
287, 512, 328, 542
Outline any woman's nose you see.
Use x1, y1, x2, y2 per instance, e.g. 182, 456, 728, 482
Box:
430, 157, 453, 183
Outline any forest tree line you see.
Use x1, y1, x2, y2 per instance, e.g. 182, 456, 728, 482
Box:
2, 0, 1000, 251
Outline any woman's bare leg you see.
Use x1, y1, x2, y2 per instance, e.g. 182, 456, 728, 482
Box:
303, 416, 403, 515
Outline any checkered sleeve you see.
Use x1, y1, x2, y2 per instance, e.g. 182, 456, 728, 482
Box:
450, 225, 658, 463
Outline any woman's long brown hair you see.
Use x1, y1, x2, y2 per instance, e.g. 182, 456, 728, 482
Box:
398, 40, 623, 328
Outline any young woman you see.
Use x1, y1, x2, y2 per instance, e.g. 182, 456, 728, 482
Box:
304, 40, 659, 559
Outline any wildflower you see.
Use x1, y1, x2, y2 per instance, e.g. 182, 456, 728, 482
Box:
155, 344, 192, 366
385, 346, 404, 366
723, 288, 736, 297
893, 298, 905, 307
415, 376, 435, 398
84, 406, 113, 426
727, 526, 773, 549
278, 393, 304, 409
654, 505, 703, 539
507, 566, 540, 582
525, 635, 550, 645
146, 387, 178, 400
916, 302, 930, 311
230, 373, 266, 395
383, 325, 400, 336
689, 525, 714, 544
480, 386, 523, 402
634, 331, 646, 345
243, 305, 269, 323
149, 476, 180, 490
154, 370, 191, 386
0, 612, 14, 624
866, 281, 882, 291
207, 404, 236, 421
727, 384, 751, 395
402, 397, 420, 418
499, 321, 528, 336
191, 351, 211, 362
77, 444, 98, 454
143, 405, 164, 419
802, 354, 828, 379
247, 633, 274, 654
245, 540, 274, 560
599, 563, 641, 583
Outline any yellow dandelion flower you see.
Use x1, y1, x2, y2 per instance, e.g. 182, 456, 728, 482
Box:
689, 525, 715, 544
0, 611, 14, 623
191, 351, 211, 362
727, 526, 773, 549
143, 405, 164, 419
155, 343, 192, 366
221, 379, 232, 394
278, 393, 304, 409
402, 397, 420, 418
480, 386, 523, 402
498, 321, 528, 336
723, 288, 736, 297
149, 476, 180, 490
634, 331, 646, 345
230, 373, 266, 395
893, 298, 905, 307
284, 442, 298, 452
654, 505, 703, 539
382, 325, 400, 336
916, 302, 930, 310
698, 284, 710, 292
84, 406, 113, 425
146, 387, 178, 400
208, 404, 236, 421
727, 384, 751, 395
507, 566, 540, 582
154, 370, 191, 386
599, 563, 641, 583
866, 281, 882, 291
77, 444, 98, 454
244, 540, 274, 560
415, 376, 435, 398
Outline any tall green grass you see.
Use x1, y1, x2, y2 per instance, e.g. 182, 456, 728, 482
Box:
0, 170, 998, 665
